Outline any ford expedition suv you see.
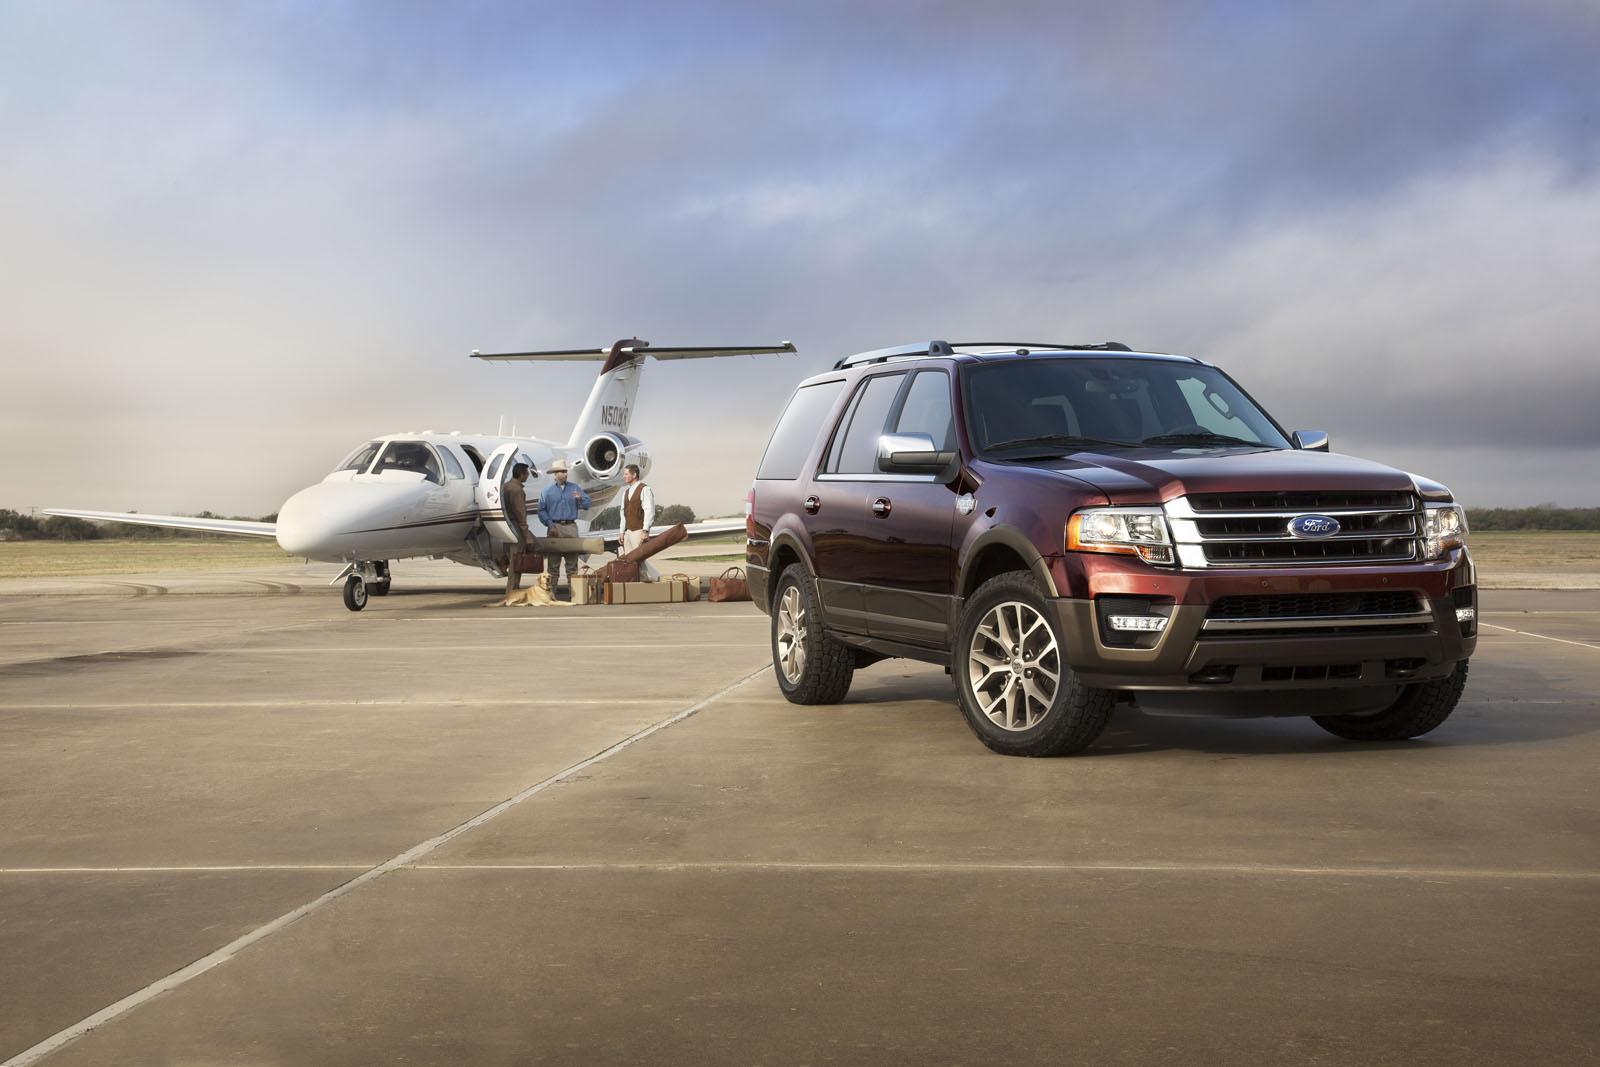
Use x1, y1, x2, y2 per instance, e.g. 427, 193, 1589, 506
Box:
744, 341, 1475, 757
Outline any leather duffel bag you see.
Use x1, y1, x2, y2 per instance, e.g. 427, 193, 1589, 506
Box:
708, 566, 750, 603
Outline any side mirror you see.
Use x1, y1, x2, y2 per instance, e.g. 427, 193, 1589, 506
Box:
1293, 429, 1330, 452
878, 432, 957, 475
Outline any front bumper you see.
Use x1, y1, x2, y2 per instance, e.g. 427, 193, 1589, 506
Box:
1048, 550, 1477, 694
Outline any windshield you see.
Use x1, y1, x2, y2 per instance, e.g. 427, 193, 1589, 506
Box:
335, 441, 382, 473
373, 441, 443, 484
962, 358, 1290, 455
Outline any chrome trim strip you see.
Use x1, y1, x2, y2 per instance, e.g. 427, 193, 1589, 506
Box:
1201, 611, 1434, 631
814, 473, 940, 483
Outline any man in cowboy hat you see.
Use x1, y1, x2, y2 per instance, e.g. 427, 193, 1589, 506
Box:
537, 457, 590, 591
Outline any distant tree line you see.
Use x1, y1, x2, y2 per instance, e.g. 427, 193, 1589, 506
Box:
0, 509, 278, 542
587, 503, 696, 530
1465, 506, 1600, 531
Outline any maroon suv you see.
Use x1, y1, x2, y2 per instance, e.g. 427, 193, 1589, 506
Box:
744, 341, 1476, 757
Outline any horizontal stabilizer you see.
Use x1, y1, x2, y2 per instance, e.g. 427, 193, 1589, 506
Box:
42, 508, 278, 539
471, 342, 795, 363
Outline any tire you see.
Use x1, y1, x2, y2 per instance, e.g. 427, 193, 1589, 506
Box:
343, 575, 368, 612
1313, 662, 1468, 741
771, 566, 854, 705
952, 571, 1114, 757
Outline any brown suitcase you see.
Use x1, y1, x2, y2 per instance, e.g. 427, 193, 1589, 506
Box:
708, 566, 750, 603
595, 559, 640, 584
511, 551, 544, 574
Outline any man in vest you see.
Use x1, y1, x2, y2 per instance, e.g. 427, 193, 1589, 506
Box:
617, 463, 659, 580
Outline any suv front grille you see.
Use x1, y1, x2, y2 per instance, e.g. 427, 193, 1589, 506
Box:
1166, 492, 1421, 569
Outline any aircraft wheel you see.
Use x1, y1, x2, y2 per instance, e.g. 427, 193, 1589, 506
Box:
370, 561, 391, 596
343, 575, 368, 612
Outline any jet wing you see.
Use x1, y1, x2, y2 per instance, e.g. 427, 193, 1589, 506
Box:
585, 518, 744, 549
42, 509, 278, 539
471, 342, 795, 362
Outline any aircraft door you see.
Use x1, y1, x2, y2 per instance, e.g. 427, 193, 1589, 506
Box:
477, 443, 537, 543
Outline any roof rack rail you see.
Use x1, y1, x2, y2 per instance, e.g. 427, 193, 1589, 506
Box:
833, 339, 1132, 369
952, 341, 1132, 353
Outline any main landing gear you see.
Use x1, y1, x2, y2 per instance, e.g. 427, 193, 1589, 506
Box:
341, 561, 391, 612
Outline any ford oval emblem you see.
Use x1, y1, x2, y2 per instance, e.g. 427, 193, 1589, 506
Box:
1287, 514, 1341, 539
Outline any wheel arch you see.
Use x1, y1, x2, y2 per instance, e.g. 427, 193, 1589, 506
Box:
959, 526, 1059, 600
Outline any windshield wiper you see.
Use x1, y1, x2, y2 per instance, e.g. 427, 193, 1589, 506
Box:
1140, 431, 1264, 448
986, 433, 1132, 454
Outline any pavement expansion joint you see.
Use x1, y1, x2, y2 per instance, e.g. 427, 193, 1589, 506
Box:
1479, 622, 1600, 650
0, 664, 770, 1067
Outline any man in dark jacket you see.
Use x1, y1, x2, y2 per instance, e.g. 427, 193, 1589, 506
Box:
504, 462, 532, 594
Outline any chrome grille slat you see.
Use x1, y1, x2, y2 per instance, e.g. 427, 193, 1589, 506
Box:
1166, 491, 1420, 569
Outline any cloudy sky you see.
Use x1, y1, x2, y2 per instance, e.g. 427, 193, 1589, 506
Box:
2, 0, 1596, 517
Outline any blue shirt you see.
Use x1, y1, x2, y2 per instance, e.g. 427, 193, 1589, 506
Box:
538, 480, 591, 525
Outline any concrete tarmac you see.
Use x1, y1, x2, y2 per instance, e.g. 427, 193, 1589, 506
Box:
0, 575, 1595, 1065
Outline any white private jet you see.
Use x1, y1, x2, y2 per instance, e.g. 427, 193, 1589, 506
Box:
48, 338, 794, 609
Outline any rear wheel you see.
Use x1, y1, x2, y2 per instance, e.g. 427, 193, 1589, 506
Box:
952, 571, 1114, 756
1313, 662, 1468, 741
771, 567, 854, 704
342, 575, 368, 612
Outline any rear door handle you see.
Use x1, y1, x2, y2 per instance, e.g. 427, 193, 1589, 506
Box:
871, 497, 892, 517
803, 495, 821, 514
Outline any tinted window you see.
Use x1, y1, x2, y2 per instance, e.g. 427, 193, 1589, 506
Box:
891, 371, 954, 450
375, 441, 443, 484
336, 441, 382, 473
438, 446, 466, 480
756, 380, 846, 480
485, 453, 505, 481
826, 372, 906, 475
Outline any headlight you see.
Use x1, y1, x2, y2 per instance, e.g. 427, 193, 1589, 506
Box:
1066, 507, 1174, 565
1422, 503, 1468, 560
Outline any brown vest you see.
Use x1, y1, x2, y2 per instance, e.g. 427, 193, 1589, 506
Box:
623, 482, 647, 531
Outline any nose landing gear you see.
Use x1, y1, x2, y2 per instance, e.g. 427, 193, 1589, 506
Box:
339, 561, 391, 612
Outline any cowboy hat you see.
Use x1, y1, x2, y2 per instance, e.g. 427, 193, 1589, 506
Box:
548, 458, 570, 473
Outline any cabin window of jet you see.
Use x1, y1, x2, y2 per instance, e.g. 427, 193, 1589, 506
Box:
438, 446, 466, 480
374, 441, 444, 484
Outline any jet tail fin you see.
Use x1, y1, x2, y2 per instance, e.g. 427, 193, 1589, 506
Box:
471, 338, 795, 448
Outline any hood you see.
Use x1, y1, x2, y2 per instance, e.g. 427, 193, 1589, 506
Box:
1019, 446, 1422, 504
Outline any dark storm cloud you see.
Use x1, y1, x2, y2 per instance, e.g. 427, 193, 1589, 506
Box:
0, 0, 1596, 513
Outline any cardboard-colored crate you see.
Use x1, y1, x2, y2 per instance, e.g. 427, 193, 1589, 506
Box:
605, 580, 675, 605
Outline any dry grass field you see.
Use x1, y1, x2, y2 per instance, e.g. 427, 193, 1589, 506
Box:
0, 539, 293, 579
1, 531, 1596, 586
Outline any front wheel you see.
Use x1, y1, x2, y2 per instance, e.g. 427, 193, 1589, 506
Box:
343, 575, 368, 612
771, 567, 854, 704
1313, 662, 1468, 741
952, 572, 1114, 756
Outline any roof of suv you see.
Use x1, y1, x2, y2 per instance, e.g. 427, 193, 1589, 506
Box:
829, 340, 1204, 372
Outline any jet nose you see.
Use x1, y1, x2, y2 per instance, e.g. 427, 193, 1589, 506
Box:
276, 480, 428, 559
275, 485, 340, 558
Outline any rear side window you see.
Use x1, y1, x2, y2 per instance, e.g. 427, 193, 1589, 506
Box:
438, 446, 466, 480
757, 380, 846, 480
825, 372, 906, 475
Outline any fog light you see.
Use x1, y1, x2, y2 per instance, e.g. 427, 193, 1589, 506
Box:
1108, 615, 1169, 633
1456, 606, 1476, 624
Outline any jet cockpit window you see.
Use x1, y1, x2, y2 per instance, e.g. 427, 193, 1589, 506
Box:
336, 441, 382, 474
374, 441, 443, 484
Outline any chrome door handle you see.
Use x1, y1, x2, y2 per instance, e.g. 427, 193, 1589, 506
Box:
871, 497, 892, 517
803, 495, 821, 514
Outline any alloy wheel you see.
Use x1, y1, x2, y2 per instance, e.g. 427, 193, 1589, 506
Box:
968, 600, 1060, 731
775, 585, 808, 683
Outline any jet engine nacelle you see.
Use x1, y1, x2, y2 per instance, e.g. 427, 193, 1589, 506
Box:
577, 432, 631, 481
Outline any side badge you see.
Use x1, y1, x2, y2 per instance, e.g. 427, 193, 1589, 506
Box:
956, 493, 976, 515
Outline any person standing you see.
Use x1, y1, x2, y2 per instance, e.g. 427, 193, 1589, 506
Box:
616, 463, 660, 580
538, 458, 590, 590
503, 462, 532, 594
